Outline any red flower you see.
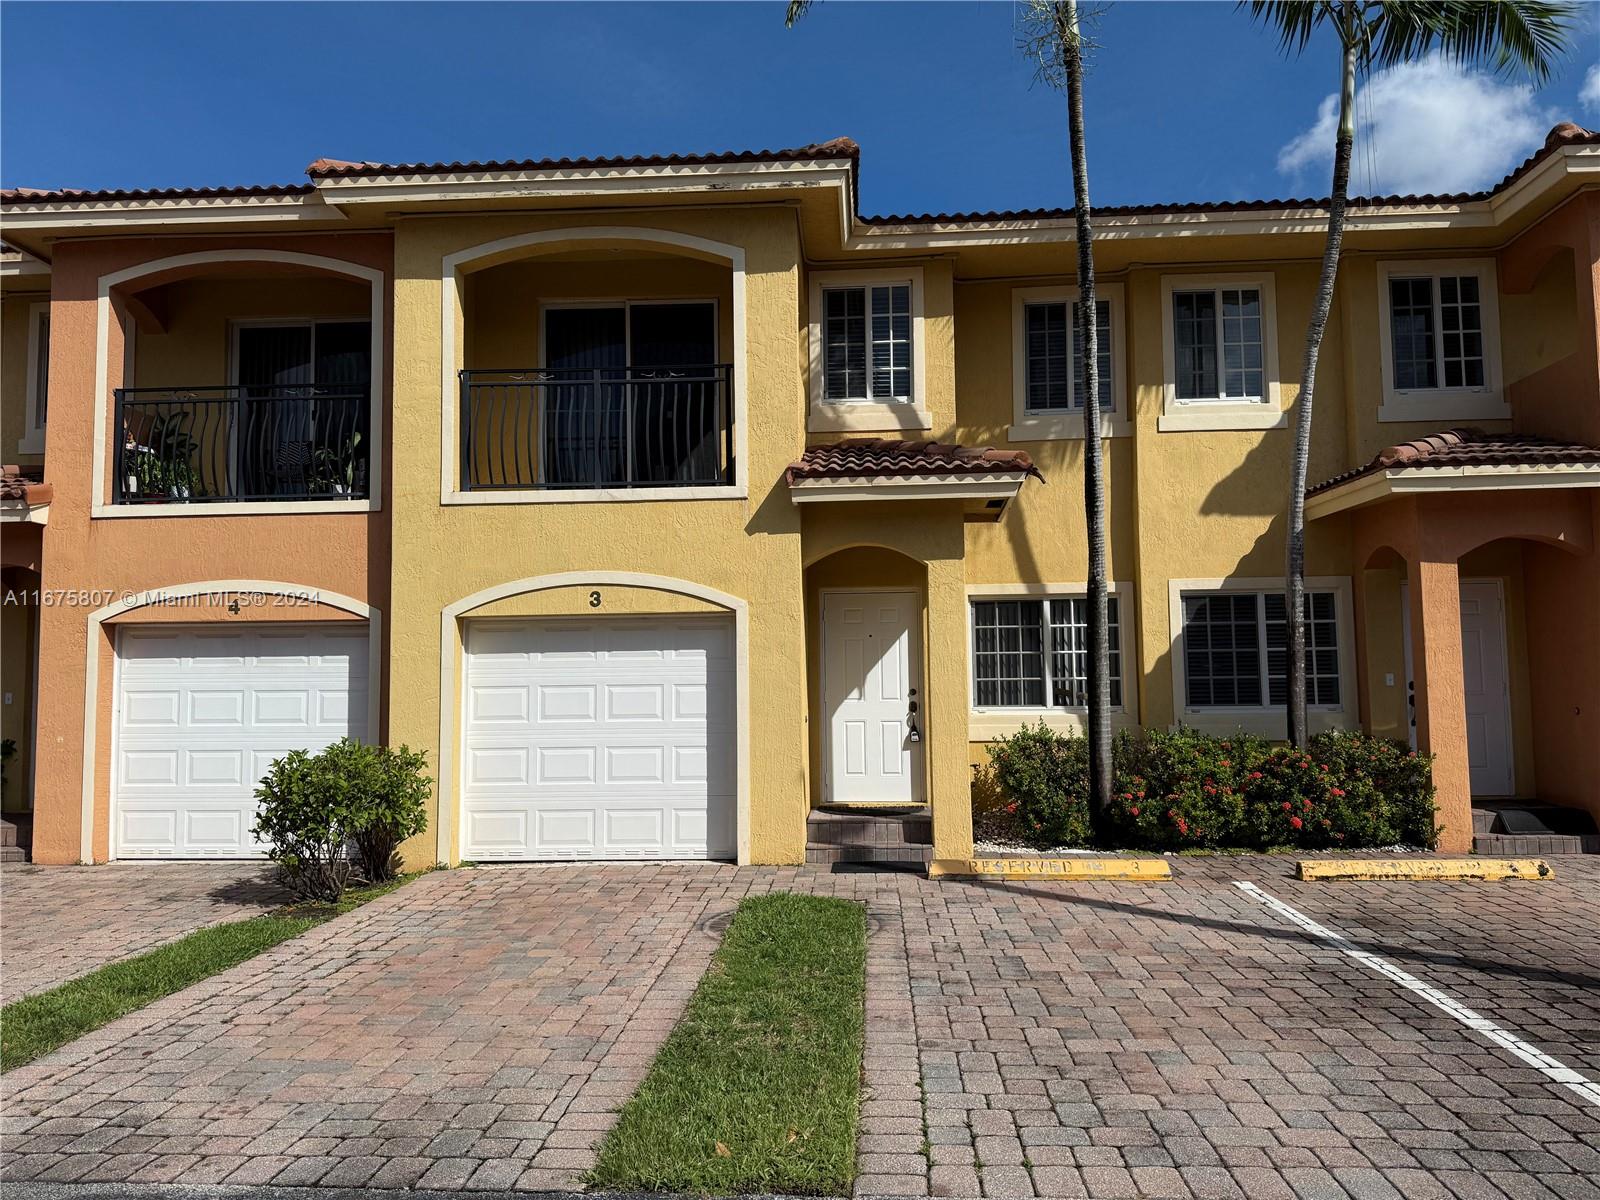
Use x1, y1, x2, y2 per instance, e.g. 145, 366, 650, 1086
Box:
1290, 816, 1303, 829
1130, 807, 1140, 817
1330, 788, 1345, 797
1249, 771, 1263, 780
1303, 798, 1313, 810
1220, 759, 1231, 768
1281, 802, 1292, 811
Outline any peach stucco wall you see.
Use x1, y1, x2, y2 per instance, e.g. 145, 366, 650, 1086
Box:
29, 233, 393, 864
1351, 489, 1600, 848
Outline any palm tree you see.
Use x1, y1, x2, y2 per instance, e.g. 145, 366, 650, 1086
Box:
1024, 0, 1114, 821
1245, 0, 1577, 749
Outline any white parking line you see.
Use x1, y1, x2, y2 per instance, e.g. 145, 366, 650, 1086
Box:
1234, 879, 1600, 1109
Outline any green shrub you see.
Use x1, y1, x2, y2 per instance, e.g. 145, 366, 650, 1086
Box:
982, 722, 1091, 848
252, 739, 431, 900
348, 743, 432, 883
977, 724, 1436, 852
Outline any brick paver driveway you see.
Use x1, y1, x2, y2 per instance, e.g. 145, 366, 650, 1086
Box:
3, 857, 1598, 1199
0, 862, 288, 1004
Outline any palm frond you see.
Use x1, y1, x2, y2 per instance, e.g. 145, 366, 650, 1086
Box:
1238, 0, 1338, 56
785, 0, 812, 28
1368, 0, 1579, 83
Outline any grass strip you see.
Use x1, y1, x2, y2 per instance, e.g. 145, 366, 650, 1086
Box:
1, 875, 412, 1073
589, 891, 868, 1196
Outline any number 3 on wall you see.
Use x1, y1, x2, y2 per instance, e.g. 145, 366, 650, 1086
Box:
589, 591, 602, 608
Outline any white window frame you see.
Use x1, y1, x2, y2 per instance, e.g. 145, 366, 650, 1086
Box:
966, 582, 1139, 738
1376, 258, 1506, 423
807, 266, 930, 434
1009, 283, 1129, 441
18, 302, 49, 455
1166, 575, 1356, 738
1159, 273, 1284, 432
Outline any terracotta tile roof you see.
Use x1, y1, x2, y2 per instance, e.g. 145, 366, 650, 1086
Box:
305, 138, 861, 179
5, 123, 1592, 219
0, 464, 51, 506
1308, 428, 1600, 496
787, 439, 1040, 484
861, 123, 1600, 225
0, 182, 313, 205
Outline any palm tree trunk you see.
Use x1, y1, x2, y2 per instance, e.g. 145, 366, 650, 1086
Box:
1060, 0, 1112, 817
1286, 25, 1356, 748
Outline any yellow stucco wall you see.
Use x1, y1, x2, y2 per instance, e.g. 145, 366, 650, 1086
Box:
387, 209, 813, 868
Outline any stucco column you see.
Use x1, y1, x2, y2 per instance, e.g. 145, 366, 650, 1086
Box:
1408, 558, 1473, 853
925, 553, 973, 861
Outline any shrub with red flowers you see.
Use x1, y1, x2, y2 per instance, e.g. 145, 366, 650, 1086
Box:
975, 724, 1437, 851
979, 721, 1092, 848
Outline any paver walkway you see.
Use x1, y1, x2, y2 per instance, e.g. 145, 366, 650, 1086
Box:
3, 857, 1597, 1199
0, 862, 287, 1004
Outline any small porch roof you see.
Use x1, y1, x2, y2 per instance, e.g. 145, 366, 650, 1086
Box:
786, 439, 1042, 520
1307, 428, 1600, 518
0, 464, 51, 525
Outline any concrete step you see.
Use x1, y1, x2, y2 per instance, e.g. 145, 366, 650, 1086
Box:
1473, 832, 1600, 855
0, 819, 16, 848
806, 841, 933, 866
807, 806, 932, 847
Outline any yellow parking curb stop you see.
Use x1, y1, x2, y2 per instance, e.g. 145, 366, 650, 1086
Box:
1295, 857, 1552, 881
930, 856, 1171, 881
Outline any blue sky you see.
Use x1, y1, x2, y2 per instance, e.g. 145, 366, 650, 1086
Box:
3, 2, 1596, 214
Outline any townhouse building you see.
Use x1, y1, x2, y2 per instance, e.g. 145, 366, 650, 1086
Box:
3, 123, 1597, 868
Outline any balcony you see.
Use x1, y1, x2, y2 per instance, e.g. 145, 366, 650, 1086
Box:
459, 365, 733, 491
114, 384, 369, 504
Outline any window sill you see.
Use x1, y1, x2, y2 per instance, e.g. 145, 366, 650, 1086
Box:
15, 432, 44, 456
970, 708, 1134, 739
444, 485, 746, 506
1157, 404, 1287, 433
92, 498, 379, 519
808, 402, 933, 435
1378, 391, 1509, 424
1175, 708, 1353, 739
1008, 415, 1130, 442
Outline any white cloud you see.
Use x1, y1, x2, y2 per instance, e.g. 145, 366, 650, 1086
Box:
1277, 54, 1553, 196
1581, 63, 1600, 116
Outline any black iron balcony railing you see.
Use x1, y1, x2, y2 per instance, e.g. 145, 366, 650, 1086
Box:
113, 385, 370, 504
460, 364, 734, 490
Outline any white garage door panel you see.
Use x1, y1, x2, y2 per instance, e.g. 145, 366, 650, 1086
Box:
114, 625, 369, 859
463, 617, 735, 860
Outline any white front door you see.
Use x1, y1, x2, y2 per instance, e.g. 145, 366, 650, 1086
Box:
1459, 580, 1514, 796
823, 590, 920, 805
113, 624, 370, 859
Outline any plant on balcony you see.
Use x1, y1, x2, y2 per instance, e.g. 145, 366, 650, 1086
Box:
311, 431, 363, 497
127, 413, 200, 501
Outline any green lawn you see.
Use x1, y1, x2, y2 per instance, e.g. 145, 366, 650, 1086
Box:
0, 875, 413, 1073
589, 891, 868, 1196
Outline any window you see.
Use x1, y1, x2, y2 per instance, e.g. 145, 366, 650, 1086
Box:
19, 303, 48, 454
1388, 274, 1485, 390
972, 596, 1122, 709
1024, 299, 1112, 413
1173, 286, 1264, 401
1159, 274, 1281, 432
1377, 260, 1503, 422
823, 282, 911, 403
1181, 590, 1340, 709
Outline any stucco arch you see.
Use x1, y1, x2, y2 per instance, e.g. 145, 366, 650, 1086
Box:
93, 249, 387, 516
79, 579, 383, 863
435, 570, 751, 866
438, 227, 749, 501
802, 541, 929, 570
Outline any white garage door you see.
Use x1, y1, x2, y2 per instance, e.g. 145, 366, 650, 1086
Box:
113, 624, 370, 859
462, 616, 735, 861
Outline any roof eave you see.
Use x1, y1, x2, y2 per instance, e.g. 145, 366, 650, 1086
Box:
1307, 462, 1600, 519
